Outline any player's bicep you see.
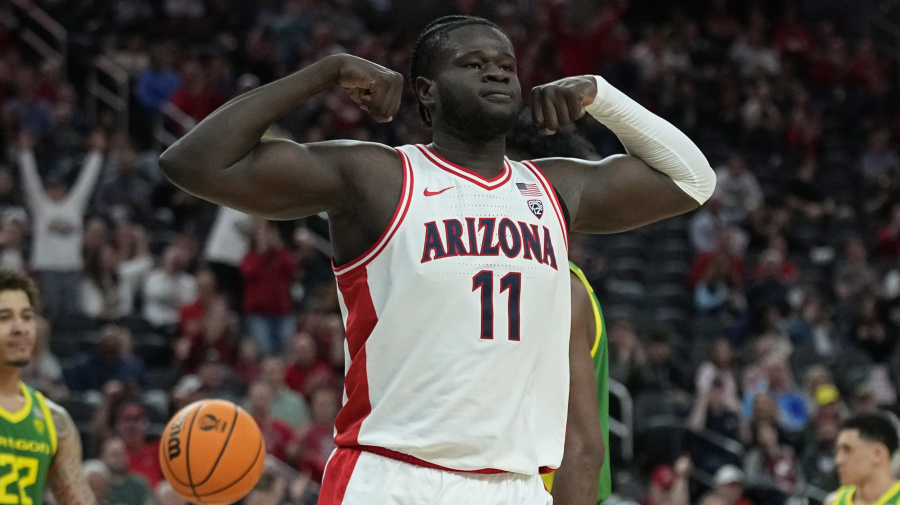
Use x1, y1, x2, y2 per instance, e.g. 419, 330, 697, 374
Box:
192, 139, 346, 220
47, 404, 97, 505
538, 156, 700, 234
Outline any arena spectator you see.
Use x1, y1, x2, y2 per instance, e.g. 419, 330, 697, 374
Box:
113, 403, 162, 488
712, 155, 764, 226
297, 387, 339, 483
241, 221, 297, 355
169, 60, 225, 124
95, 142, 153, 222
260, 356, 311, 430
0, 210, 27, 272
67, 325, 146, 392
136, 44, 180, 114
17, 132, 105, 324
246, 381, 299, 464
100, 437, 154, 505
709, 466, 751, 505
743, 421, 805, 495
141, 244, 196, 333
82, 459, 111, 505
203, 206, 254, 312
695, 339, 741, 411
284, 332, 333, 398
20, 316, 67, 401
642, 457, 692, 505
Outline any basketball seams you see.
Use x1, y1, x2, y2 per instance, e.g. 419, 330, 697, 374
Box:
160, 406, 195, 488
185, 403, 203, 502
193, 403, 240, 487
194, 430, 264, 498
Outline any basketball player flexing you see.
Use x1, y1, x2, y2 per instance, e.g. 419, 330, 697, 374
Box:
827, 414, 900, 505
0, 268, 96, 505
159, 15, 715, 505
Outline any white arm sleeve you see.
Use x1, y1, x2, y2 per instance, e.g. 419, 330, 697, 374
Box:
584, 75, 716, 204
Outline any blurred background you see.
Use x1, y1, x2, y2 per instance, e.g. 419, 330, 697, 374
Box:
0, 0, 899, 504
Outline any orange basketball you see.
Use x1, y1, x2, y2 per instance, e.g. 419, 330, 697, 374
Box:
158, 400, 266, 505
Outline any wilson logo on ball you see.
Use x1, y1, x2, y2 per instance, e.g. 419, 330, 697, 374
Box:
167, 412, 188, 459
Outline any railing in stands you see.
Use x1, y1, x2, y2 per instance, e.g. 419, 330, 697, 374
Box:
609, 378, 634, 464
2, 0, 67, 78
153, 101, 196, 149
870, 0, 900, 63
87, 56, 129, 134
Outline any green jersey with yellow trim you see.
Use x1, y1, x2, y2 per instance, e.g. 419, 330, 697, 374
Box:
0, 383, 57, 505
832, 482, 900, 505
542, 262, 611, 502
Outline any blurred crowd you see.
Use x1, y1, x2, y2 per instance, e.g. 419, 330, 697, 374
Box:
0, 0, 899, 504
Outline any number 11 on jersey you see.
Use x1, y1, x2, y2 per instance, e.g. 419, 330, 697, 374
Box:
472, 271, 521, 341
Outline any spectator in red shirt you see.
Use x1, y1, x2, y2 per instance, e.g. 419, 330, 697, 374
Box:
177, 268, 218, 338
297, 386, 340, 483
168, 60, 225, 123
690, 229, 745, 287
247, 381, 299, 464
285, 332, 334, 398
773, 6, 813, 58
174, 296, 237, 374
114, 403, 163, 487
241, 221, 297, 356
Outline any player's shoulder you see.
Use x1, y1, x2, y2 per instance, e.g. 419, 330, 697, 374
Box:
825, 485, 854, 505
42, 398, 75, 438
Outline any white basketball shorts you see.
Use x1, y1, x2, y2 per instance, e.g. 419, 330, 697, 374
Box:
318, 447, 552, 505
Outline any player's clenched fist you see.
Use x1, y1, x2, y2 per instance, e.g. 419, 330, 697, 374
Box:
531, 75, 599, 135
335, 54, 404, 123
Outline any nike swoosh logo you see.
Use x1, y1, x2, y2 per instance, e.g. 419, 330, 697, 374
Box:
424, 187, 454, 197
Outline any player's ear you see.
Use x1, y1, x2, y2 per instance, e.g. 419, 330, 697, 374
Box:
416, 76, 436, 110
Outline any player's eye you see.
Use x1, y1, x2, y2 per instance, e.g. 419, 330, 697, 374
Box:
466, 62, 482, 69
501, 65, 514, 72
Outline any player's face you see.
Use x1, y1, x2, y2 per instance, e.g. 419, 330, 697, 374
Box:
433, 25, 523, 137
835, 429, 880, 486
0, 290, 35, 368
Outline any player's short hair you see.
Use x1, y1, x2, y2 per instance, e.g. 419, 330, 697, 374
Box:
841, 413, 900, 455
409, 15, 504, 126
0, 268, 39, 310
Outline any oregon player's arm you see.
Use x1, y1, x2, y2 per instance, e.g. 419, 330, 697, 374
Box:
46, 401, 97, 505
551, 273, 605, 505
529, 76, 715, 234
158, 54, 404, 220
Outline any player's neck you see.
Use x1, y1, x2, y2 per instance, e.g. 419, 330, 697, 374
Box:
430, 130, 507, 179
0, 365, 21, 397
857, 473, 897, 505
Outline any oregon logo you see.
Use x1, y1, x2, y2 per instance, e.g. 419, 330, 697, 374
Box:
33, 419, 44, 434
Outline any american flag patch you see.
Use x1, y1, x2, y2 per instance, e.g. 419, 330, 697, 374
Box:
516, 183, 543, 196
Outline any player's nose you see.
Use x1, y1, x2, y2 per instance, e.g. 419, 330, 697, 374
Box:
483, 64, 510, 84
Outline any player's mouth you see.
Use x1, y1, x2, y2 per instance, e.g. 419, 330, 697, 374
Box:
480, 88, 513, 101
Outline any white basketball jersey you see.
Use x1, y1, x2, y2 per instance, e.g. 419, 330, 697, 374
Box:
333, 144, 571, 475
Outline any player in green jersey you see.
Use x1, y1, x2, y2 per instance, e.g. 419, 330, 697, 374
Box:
0, 268, 95, 505
828, 414, 900, 505
542, 262, 612, 504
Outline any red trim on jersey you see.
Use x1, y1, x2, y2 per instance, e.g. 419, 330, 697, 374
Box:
333, 268, 377, 445
522, 161, 568, 248
416, 144, 512, 191
333, 150, 415, 276
352, 445, 509, 474
319, 447, 361, 505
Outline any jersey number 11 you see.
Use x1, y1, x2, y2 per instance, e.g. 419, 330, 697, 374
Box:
472, 271, 521, 341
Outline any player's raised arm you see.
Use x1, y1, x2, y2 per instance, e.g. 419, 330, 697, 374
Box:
158, 54, 404, 220
530, 75, 716, 234
46, 401, 98, 505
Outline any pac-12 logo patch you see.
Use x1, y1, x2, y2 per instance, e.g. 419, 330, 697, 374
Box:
528, 200, 544, 218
